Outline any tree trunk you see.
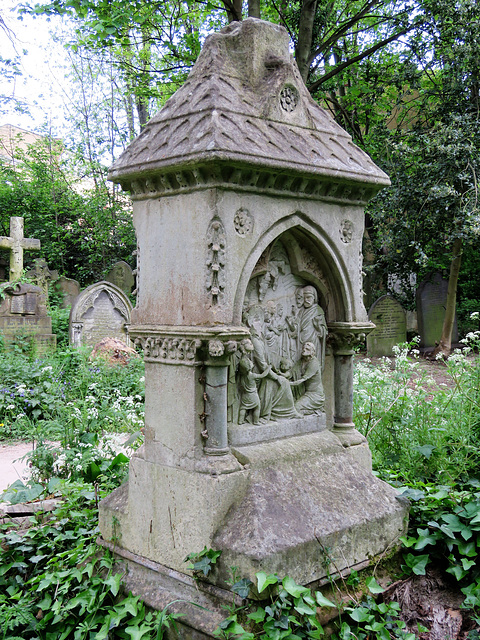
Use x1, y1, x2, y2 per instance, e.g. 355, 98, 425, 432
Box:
433, 236, 463, 358
295, 0, 318, 82
248, 0, 260, 18
222, 0, 243, 22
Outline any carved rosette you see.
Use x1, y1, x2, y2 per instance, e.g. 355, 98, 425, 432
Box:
280, 86, 299, 112
206, 218, 226, 306
327, 322, 375, 355
233, 207, 253, 236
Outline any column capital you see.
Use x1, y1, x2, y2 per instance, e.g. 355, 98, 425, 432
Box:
327, 322, 375, 355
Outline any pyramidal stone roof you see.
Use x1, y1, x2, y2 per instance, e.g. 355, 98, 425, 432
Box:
109, 19, 389, 198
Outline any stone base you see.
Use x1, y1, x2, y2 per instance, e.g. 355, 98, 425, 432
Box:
99, 430, 408, 592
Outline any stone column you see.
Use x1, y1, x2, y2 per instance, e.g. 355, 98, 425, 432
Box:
203, 340, 230, 455
328, 322, 374, 447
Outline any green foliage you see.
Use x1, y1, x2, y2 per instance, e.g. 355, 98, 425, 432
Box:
0, 480, 174, 639
184, 547, 222, 577
353, 337, 480, 483
0, 141, 135, 286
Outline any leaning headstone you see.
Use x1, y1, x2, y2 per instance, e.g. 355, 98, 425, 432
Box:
105, 260, 134, 295
98, 18, 407, 631
0, 282, 56, 353
0, 217, 41, 281
416, 272, 458, 348
26, 258, 59, 303
52, 276, 80, 309
69, 281, 132, 347
367, 295, 407, 356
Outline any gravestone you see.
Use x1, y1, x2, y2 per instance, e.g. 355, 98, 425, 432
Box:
105, 260, 134, 295
416, 272, 458, 348
0, 217, 41, 281
52, 276, 80, 308
26, 258, 59, 303
0, 282, 56, 352
367, 295, 407, 356
98, 19, 408, 634
69, 281, 132, 347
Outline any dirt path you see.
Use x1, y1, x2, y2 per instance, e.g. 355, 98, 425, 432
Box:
0, 441, 33, 494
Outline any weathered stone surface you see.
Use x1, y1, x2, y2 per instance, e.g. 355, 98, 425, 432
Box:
26, 258, 59, 303
52, 276, 80, 308
105, 260, 135, 295
109, 21, 389, 195
0, 282, 56, 353
416, 272, 458, 348
69, 281, 132, 347
367, 295, 407, 357
99, 17, 405, 619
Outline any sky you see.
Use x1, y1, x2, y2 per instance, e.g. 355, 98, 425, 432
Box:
1, 0, 70, 136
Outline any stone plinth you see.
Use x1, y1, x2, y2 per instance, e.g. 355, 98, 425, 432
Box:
99, 18, 408, 632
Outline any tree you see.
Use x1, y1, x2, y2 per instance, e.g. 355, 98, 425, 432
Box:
366, 0, 480, 354
0, 138, 136, 285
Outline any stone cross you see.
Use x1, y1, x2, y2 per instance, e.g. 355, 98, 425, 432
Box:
0, 217, 41, 282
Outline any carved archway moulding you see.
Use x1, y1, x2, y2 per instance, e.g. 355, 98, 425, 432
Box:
233, 213, 354, 325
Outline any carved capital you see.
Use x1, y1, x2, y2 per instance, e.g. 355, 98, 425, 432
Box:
327, 322, 375, 355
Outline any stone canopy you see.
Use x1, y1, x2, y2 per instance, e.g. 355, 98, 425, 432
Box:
109, 20, 389, 202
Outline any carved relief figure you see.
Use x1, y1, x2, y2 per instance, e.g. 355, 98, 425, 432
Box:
297, 285, 327, 370
231, 238, 328, 425
291, 342, 325, 414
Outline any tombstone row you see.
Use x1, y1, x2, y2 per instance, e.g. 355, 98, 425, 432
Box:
366, 272, 458, 356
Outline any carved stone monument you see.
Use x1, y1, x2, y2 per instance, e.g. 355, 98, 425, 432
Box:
0, 282, 56, 352
52, 276, 81, 308
105, 260, 135, 295
367, 295, 407, 356
0, 217, 41, 281
99, 19, 408, 635
416, 272, 458, 349
69, 281, 132, 347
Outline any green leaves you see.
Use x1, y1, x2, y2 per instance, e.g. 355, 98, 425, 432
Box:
184, 547, 222, 577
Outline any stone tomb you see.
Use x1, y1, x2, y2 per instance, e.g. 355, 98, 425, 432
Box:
416, 272, 458, 349
69, 281, 132, 347
105, 260, 135, 295
367, 295, 407, 357
98, 19, 408, 636
0, 282, 56, 352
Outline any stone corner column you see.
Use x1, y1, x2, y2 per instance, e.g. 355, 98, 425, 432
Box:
327, 322, 374, 449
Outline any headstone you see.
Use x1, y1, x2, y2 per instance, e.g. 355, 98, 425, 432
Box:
69, 281, 132, 347
105, 260, 134, 295
0, 282, 56, 353
367, 295, 407, 356
26, 258, 59, 303
52, 276, 80, 308
98, 18, 407, 631
0, 217, 41, 281
416, 272, 458, 348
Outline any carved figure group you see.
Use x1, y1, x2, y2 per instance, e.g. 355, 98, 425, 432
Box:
230, 282, 327, 425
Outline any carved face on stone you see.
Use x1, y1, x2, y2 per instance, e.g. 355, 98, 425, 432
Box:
303, 286, 318, 309
301, 342, 316, 358
295, 288, 304, 308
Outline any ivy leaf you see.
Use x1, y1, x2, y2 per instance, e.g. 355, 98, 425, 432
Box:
247, 608, 266, 623
282, 576, 309, 598
315, 592, 336, 608
232, 578, 253, 599
365, 576, 384, 594
256, 571, 279, 593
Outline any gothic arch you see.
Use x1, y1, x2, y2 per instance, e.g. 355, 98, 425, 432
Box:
233, 213, 354, 324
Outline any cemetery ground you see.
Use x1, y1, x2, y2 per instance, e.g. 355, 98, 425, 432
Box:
1, 333, 480, 639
